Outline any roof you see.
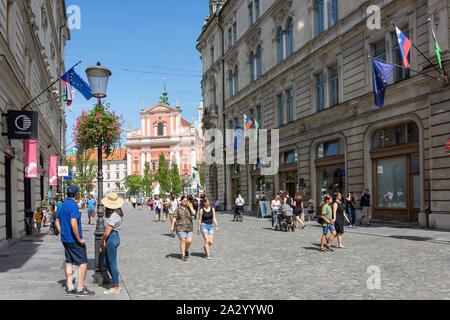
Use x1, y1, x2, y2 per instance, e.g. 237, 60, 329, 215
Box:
66, 148, 127, 162
181, 118, 191, 127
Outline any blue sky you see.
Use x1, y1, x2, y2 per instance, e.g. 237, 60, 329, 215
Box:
64, 0, 209, 151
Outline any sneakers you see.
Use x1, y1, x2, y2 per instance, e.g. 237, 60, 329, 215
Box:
104, 287, 122, 295
206, 255, 213, 260
182, 255, 188, 261
66, 288, 77, 295
75, 287, 95, 296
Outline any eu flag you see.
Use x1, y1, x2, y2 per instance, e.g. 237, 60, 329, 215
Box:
234, 125, 244, 150
372, 58, 394, 108
60, 66, 92, 100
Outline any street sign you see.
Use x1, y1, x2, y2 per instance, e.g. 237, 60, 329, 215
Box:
68, 147, 77, 156
58, 166, 69, 177
5, 110, 39, 140
64, 172, 72, 180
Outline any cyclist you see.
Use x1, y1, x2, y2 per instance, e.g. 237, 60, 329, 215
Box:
234, 194, 245, 222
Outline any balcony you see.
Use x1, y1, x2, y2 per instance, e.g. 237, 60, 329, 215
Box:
202, 105, 219, 130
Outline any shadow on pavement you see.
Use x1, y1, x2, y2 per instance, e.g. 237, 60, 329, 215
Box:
165, 253, 182, 259
0, 237, 40, 272
302, 247, 322, 251
389, 235, 434, 242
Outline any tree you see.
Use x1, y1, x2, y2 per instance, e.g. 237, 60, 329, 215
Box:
198, 162, 206, 187
170, 159, 181, 196
155, 152, 171, 195
142, 162, 153, 197
124, 174, 143, 195
67, 150, 97, 196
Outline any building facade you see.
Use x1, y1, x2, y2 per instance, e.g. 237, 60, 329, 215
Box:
198, 0, 450, 229
66, 148, 128, 197
0, 0, 70, 250
125, 89, 205, 193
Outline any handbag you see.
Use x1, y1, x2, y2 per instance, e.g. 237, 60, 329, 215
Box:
317, 216, 325, 224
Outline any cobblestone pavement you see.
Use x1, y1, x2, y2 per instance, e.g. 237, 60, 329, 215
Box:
1, 204, 449, 300
118, 205, 450, 300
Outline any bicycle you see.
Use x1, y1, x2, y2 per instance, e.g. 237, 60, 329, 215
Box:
234, 205, 244, 222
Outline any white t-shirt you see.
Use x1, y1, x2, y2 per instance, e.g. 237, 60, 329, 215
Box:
107, 212, 122, 232
235, 197, 244, 206
271, 200, 281, 211
154, 199, 162, 209
169, 198, 178, 214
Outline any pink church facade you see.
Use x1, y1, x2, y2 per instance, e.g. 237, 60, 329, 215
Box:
125, 94, 204, 183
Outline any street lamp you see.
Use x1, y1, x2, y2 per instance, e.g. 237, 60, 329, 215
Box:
85, 61, 112, 284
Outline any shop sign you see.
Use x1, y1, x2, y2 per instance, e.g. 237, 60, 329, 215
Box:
6, 110, 39, 140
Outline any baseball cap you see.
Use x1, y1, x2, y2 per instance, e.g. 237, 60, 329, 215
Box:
67, 185, 79, 195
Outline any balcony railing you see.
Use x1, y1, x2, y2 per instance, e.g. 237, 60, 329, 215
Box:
203, 105, 219, 118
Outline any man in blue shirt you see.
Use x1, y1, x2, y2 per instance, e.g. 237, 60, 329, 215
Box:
86, 195, 97, 225
55, 185, 95, 296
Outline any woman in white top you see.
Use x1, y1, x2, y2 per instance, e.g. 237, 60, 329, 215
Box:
100, 193, 124, 295
271, 194, 281, 230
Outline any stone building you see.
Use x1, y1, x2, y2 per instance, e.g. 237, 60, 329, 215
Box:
0, 0, 70, 249
197, 0, 450, 229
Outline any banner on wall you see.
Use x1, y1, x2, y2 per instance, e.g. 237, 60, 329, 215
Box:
24, 140, 38, 178
49, 156, 57, 186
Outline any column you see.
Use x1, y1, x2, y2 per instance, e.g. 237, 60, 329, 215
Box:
141, 152, 145, 176
127, 152, 131, 176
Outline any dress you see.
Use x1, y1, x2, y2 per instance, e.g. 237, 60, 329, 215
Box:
333, 201, 345, 234
293, 199, 302, 216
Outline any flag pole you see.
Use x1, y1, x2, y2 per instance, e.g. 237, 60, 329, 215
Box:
369, 56, 441, 81
21, 60, 83, 110
391, 22, 443, 77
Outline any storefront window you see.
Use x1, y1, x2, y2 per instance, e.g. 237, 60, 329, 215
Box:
372, 122, 418, 150
317, 139, 344, 158
407, 122, 419, 143
383, 125, 406, 147
375, 157, 407, 208
410, 154, 419, 172
318, 165, 345, 197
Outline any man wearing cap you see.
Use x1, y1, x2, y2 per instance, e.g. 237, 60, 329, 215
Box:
55, 185, 95, 297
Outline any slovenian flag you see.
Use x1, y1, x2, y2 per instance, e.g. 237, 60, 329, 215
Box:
254, 120, 259, 142
62, 80, 74, 107
395, 26, 412, 68
244, 114, 252, 131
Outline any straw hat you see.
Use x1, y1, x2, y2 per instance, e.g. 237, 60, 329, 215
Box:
101, 193, 124, 209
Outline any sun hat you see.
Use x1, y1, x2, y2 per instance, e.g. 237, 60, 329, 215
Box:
101, 193, 124, 209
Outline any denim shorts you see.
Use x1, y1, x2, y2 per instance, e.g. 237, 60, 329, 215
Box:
322, 225, 336, 234
200, 223, 214, 235
36, 222, 41, 229
63, 242, 88, 265
177, 231, 193, 239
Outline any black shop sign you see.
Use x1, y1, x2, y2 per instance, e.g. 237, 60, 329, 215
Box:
4, 111, 39, 140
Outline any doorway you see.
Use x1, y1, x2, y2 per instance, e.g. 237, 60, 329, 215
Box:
5, 156, 12, 239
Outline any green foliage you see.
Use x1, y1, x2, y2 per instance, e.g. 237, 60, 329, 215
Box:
124, 174, 143, 195
198, 162, 206, 187
142, 162, 153, 196
67, 150, 97, 196
170, 159, 181, 196
155, 153, 171, 195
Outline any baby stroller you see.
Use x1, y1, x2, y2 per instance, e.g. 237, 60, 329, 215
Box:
277, 204, 295, 232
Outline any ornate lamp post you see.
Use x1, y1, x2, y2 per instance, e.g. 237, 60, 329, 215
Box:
85, 62, 112, 284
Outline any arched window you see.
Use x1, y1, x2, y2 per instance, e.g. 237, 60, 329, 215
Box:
157, 122, 164, 136
233, 65, 239, 94
286, 18, 293, 57
317, 139, 345, 158
372, 121, 419, 150
276, 26, 284, 63
249, 51, 255, 82
256, 45, 262, 78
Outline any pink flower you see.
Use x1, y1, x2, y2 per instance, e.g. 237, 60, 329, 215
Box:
108, 131, 112, 134
103, 143, 107, 147
98, 132, 102, 136
116, 130, 120, 134
116, 115, 119, 119
113, 123, 116, 127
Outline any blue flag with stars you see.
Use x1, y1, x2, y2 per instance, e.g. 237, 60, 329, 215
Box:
60, 65, 92, 100
234, 125, 244, 151
372, 58, 394, 108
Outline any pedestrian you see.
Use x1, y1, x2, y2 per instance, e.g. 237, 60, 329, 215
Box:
319, 195, 337, 252
192, 195, 199, 219
41, 195, 51, 227
86, 195, 97, 225
100, 193, 124, 295
149, 197, 154, 211
54, 185, 95, 296
170, 196, 196, 261
359, 189, 372, 226
137, 195, 143, 210
162, 197, 169, 222
270, 194, 281, 230
345, 192, 357, 227
168, 193, 179, 238
131, 196, 136, 209
332, 192, 350, 248
234, 194, 244, 222
306, 200, 315, 221
35, 207, 43, 237
154, 195, 162, 221
293, 192, 306, 229
197, 198, 219, 260
284, 191, 293, 208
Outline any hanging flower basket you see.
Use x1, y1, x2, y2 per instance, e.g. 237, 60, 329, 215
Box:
446, 138, 450, 154
72, 102, 125, 156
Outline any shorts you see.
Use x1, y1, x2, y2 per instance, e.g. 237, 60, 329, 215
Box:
63, 242, 88, 265
177, 231, 193, 239
322, 225, 336, 234
88, 210, 95, 218
362, 206, 372, 219
200, 223, 214, 235
155, 208, 161, 214
293, 210, 302, 217
36, 222, 41, 229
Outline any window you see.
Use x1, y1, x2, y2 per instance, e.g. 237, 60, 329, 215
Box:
315, 72, 325, 111
249, 3, 254, 27
152, 162, 156, 171
116, 164, 119, 170
286, 88, 294, 123
280, 151, 296, 165
392, 26, 410, 82
256, 45, 262, 78
276, 27, 284, 63
116, 172, 120, 179
372, 38, 386, 61
255, 0, 260, 20
124, 163, 127, 169
327, 0, 338, 27
157, 122, 164, 136
133, 160, 139, 171
328, 64, 339, 107
107, 183, 110, 189
249, 52, 255, 82
210, 46, 214, 65
372, 122, 419, 150
106, 164, 110, 170
286, 18, 293, 57
228, 70, 233, 97
228, 28, 232, 50
233, 22, 237, 44
249, 109, 255, 128
107, 172, 110, 180
314, 0, 324, 37
124, 171, 127, 177
277, 94, 284, 126
233, 65, 239, 94
317, 139, 344, 158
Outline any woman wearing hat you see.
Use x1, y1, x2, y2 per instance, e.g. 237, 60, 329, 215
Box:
100, 193, 124, 295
